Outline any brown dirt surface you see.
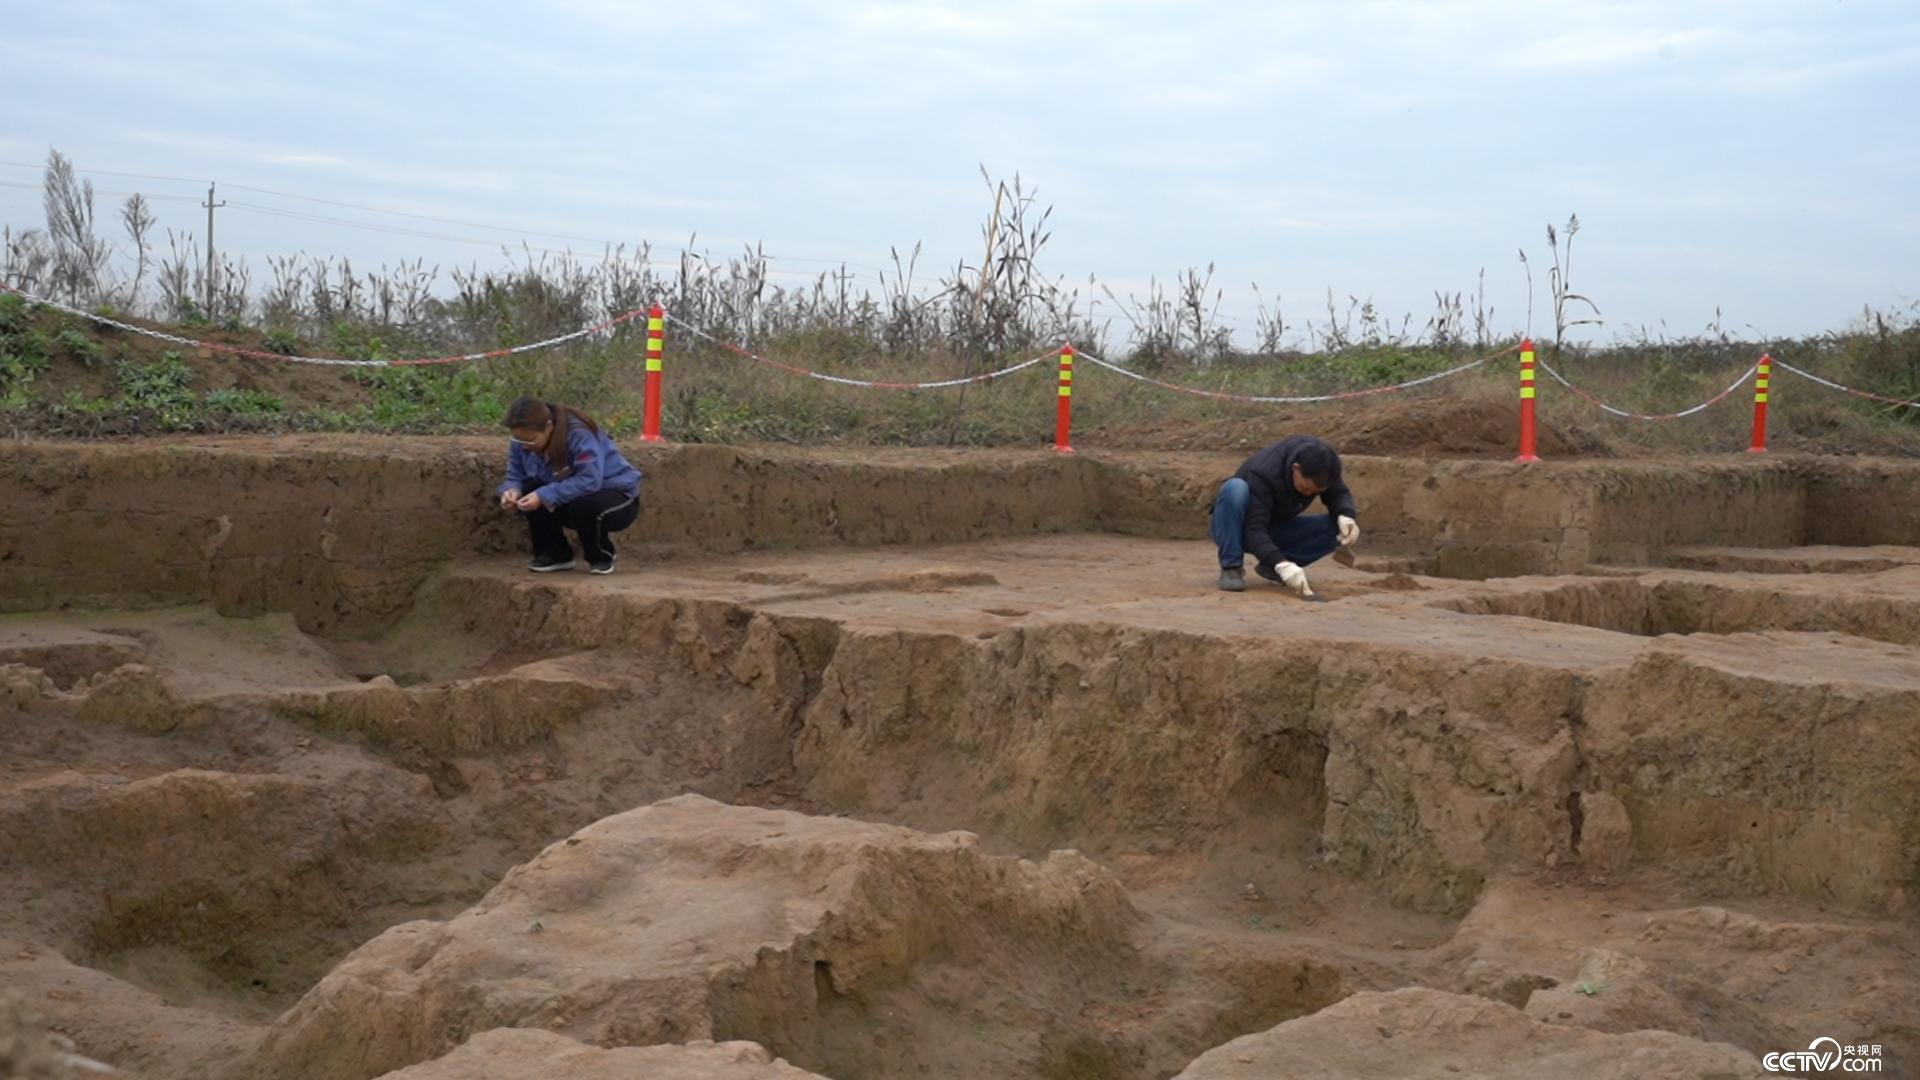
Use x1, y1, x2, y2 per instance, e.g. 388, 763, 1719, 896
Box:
3, 440, 1918, 1078
1171, 987, 1765, 1078
372, 1030, 830, 1080
1, 995, 76, 1080
253, 796, 1144, 1080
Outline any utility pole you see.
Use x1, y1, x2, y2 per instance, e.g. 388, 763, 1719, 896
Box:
201, 182, 225, 316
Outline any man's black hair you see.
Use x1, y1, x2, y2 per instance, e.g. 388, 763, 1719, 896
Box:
1295, 440, 1341, 485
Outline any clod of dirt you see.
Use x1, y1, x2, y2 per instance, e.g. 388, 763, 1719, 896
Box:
1575, 792, 1632, 875
1524, 949, 1712, 1040
0, 995, 71, 1080
1372, 572, 1426, 592
252, 795, 1140, 1080
1170, 987, 1762, 1078
373, 1030, 829, 1079
735, 572, 811, 585
0, 992, 125, 1079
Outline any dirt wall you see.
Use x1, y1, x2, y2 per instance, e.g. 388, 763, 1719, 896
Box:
1797, 456, 1920, 546
388, 568, 1920, 915
0, 441, 1103, 636
3, 438, 1917, 635
1093, 455, 1832, 579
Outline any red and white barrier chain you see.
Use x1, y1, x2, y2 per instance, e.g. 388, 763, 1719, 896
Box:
665, 312, 1054, 389
0, 281, 648, 368
1534, 357, 1758, 421
1774, 359, 1920, 409
18, 275, 1912, 420
1070, 344, 1513, 404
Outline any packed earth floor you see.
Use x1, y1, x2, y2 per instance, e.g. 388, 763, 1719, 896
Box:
1, 438, 1917, 1079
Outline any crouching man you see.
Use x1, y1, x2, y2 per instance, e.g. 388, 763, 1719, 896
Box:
1210, 436, 1358, 599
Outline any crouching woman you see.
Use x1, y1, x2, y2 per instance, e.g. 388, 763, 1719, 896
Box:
497, 397, 642, 574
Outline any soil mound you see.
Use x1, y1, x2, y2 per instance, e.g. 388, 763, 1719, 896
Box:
1172, 987, 1763, 1079
374, 1030, 829, 1080
253, 795, 1139, 1080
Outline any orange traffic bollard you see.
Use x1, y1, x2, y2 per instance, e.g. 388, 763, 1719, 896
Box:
642, 304, 665, 442
1516, 338, 1540, 462
1747, 354, 1772, 454
1053, 344, 1075, 453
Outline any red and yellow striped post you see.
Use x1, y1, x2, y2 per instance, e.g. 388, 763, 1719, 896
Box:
1053, 344, 1075, 453
1747, 353, 1772, 454
1515, 337, 1540, 462
641, 304, 666, 442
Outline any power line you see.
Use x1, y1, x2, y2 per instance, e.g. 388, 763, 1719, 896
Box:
0, 159, 207, 186
0, 158, 890, 277
215, 178, 890, 274
0, 179, 202, 204
223, 180, 644, 248
226, 200, 564, 252
222, 201, 847, 283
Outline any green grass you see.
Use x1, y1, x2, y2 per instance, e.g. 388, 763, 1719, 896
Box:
264, 328, 301, 356
203, 388, 285, 416
1, 290, 1918, 456
0, 293, 27, 335
347, 365, 510, 432
116, 351, 199, 430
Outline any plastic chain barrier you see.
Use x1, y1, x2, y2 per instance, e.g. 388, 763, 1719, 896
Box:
1775, 358, 1920, 409
664, 312, 1054, 389
0, 280, 649, 368
1533, 356, 1758, 421
1071, 344, 1515, 404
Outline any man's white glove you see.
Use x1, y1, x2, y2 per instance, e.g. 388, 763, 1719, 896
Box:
1337, 515, 1360, 547
1275, 560, 1314, 598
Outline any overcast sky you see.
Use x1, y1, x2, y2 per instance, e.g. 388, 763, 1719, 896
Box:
3, 0, 1916, 346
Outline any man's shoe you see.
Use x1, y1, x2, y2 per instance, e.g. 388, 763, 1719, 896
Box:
529, 555, 576, 572
589, 556, 616, 575
1218, 566, 1246, 592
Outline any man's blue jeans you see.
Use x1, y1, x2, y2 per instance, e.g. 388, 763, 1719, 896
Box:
1209, 477, 1339, 569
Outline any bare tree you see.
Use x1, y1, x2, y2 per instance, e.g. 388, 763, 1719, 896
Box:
2, 225, 54, 291
42, 149, 111, 303
1250, 282, 1286, 354
120, 193, 156, 311
157, 229, 198, 319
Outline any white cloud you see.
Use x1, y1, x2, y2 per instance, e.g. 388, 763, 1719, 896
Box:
1741, 42, 1920, 93
1130, 53, 1342, 110
264, 153, 354, 168
848, 4, 1000, 37
6, 0, 1913, 338
1508, 27, 1725, 69
126, 130, 520, 194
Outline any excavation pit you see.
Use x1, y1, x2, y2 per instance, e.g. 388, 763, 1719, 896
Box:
1436, 571, 1920, 647
3, 439, 1918, 1080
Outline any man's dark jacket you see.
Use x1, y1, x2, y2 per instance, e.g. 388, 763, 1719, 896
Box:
1231, 436, 1357, 568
